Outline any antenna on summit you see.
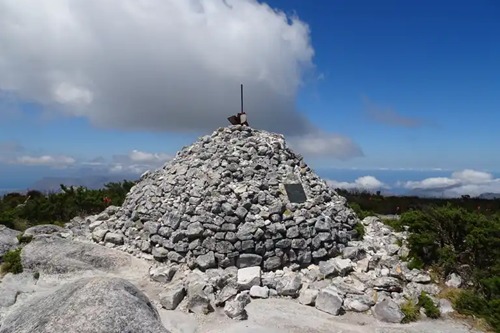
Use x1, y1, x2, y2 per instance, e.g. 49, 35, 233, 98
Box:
227, 84, 249, 126
241, 83, 244, 113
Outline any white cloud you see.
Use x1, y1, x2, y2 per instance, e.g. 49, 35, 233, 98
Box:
10, 155, 76, 166
109, 149, 173, 174
398, 169, 500, 197
287, 131, 363, 160
0, 0, 362, 160
327, 176, 389, 191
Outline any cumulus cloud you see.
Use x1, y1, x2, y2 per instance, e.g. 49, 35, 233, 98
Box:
327, 176, 389, 191
0, 0, 362, 159
362, 95, 434, 128
287, 131, 363, 160
109, 149, 173, 174
10, 155, 76, 167
398, 169, 500, 197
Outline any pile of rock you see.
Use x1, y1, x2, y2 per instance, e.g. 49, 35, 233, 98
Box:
140, 215, 449, 324
79, 125, 359, 271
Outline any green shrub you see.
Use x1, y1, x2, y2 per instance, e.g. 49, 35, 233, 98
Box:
401, 299, 420, 323
1, 248, 23, 274
453, 289, 500, 330
354, 222, 366, 240
408, 256, 425, 270
0, 180, 136, 232
33, 271, 40, 279
349, 202, 374, 220
16, 234, 33, 244
418, 292, 440, 319
381, 218, 404, 232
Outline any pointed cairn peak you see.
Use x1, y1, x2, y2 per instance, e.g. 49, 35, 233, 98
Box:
92, 125, 359, 271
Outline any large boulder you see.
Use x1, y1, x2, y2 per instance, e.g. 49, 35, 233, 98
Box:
0, 225, 21, 258
0, 277, 170, 333
21, 235, 130, 274
22, 224, 64, 238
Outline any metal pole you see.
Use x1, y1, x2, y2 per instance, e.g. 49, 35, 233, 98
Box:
241, 84, 244, 113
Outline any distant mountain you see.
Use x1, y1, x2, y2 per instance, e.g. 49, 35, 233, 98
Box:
28, 175, 136, 193
477, 192, 500, 200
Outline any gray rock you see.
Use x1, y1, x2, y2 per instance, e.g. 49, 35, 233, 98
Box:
341, 246, 363, 261
276, 274, 302, 298
237, 266, 261, 290
23, 224, 64, 237
21, 235, 130, 274
372, 299, 405, 323
445, 273, 462, 288
315, 288, 343, 316
104, 232, 124, 245
216, 284, 239, 306
249, 285, 269, 299
372, 277, 402, 292
159, 283, 186, 310
413, 273, 432, 284
263, 256, 281, 271
0, 225, 21, 258
236, 254, 262, 268
92, 229, 108, 242
0, 277, 169, 333
439, 298, 454, 315
196, 251, 216, 270
186, 291, 214, 315
152, 247, 169, 260
224, 293, 251, 320
343, 294, 374, 312
298, 288, 318, 306
149, 266, 177, 283
319, 257, 354, 278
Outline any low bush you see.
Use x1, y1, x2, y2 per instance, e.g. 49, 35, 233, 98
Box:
1, 248, 23, 274
418, 292, 440, 319
16, 234, 33, 244
401, 299, 420, 323
354, 222, 366, 240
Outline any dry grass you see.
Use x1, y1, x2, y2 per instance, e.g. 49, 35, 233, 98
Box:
438, 288, 494, 333
450, 313, 494, 332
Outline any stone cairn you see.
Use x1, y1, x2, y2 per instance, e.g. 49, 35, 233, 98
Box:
88, 125, 359, 271
75, 125, 452, 322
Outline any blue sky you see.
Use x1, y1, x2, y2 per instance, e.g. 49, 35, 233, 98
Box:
0, 0, 499, 196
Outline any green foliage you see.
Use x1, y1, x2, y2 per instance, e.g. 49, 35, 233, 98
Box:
33, 271, 40, 280
381, 218, 403, 232
1, 248, 23, 274
0, 180, 136, 231
453, 289, 500, 331
397, 203, 500, 331
16, 234, 33, 244
354, 222, 366, 240
349, 202, 374, 220
336, 188, 500, 217
418, 292, 440, 319
408, 256, 425, 270
401, 299, 420, 323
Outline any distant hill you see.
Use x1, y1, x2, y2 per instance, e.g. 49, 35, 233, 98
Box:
478, 192, 500, 200
28, 175, 136, 193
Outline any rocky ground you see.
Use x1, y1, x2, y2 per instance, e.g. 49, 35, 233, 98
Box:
0, 214, 482, 333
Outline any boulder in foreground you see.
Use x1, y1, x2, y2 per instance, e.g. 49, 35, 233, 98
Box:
0, 276, 170, 333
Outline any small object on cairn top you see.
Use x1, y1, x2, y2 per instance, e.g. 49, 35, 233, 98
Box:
228, 84, 249, 126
